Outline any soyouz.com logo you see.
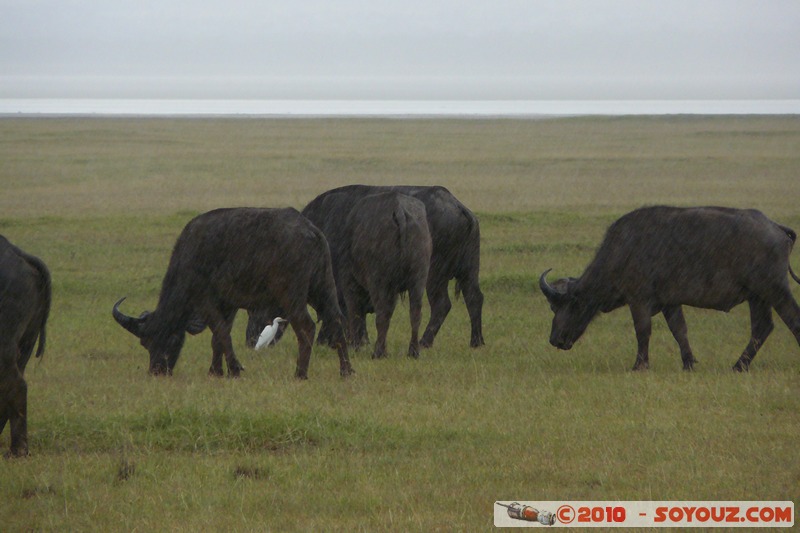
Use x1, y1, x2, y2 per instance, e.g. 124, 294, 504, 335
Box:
493, 501, 794, 528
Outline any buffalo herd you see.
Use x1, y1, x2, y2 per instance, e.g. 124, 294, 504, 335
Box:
3, 185, 800, 457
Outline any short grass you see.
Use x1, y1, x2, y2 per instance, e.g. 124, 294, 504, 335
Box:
1, 116, 799, 531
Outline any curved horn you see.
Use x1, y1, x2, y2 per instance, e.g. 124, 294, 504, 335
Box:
112, 297, 145, 337
539, 269, 565, 304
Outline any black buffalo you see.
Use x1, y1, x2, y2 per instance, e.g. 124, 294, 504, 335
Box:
539, 206, 800, 371
340, 192, 432, 358
113, 208, 354, 379
247, 185, 484, 350
0, 236, 51, 457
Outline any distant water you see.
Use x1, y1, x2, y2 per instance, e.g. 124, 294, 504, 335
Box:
1, 99, 799, 117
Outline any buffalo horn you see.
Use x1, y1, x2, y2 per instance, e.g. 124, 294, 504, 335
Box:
539, 269, 566, 304
112, 297, 145, 337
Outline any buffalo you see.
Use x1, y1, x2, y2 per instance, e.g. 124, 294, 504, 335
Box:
340, 192, 432, 358
247, 185, 484, 350
113, 208, 354, 379
539, 206, 800, 371
0, 236, 51, 457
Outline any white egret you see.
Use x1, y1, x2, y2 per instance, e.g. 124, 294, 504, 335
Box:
255, 317, 287, 350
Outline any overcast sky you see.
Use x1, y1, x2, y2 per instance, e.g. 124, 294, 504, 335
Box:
2, 0, 799, 100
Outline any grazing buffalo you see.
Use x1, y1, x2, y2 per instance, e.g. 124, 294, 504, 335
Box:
539, 206, 800, 371
113, 208, 354, 379
247, 185, 484, 350
340, 192, 432, 358
0, 236, 51, 457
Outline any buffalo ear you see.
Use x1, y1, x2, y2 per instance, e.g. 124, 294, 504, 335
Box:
551, 277, 577, 295
185, 317, 206, 335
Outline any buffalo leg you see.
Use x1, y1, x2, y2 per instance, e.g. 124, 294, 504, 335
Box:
209, 335, 224, 377
291, 310, 316, 379
733, 297, 775, 372
315, 289, 346, 347
351, 311, 369, 349
0, 361, 28, 458
324, 311, 354, 377
775, 302, 800, 346
353, 292, 371, 348
8, 378, 27, 457
372, 292, 397, 359
663, 306, 697, 370
420, 277, 451, 348
208, 308, 243, 378
458, 274, 485, 348
332, 328, 354, 378
629, 304, 652, 370
343, 282, 369, 351
764, 289, 800, 366
322, 302, 354, 377
407, 284, 425, 358
773, 291, 800, 342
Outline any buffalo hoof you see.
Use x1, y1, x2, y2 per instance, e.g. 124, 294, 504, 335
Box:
631, 360, 649, 371
4, 447, 28, 459
208, 366, 224, 377
294, 369, 309, 380
470, 336, 485, 348
149, 365, 172, 377
340, 364, 356, 378
732, 361, 750, 372
682, 358, 697, 371
371, 345, 388, 359
407, 345, 420, 359
227, 361, 244, 378
420, 333, 434, 348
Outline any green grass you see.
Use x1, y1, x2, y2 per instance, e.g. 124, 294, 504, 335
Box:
1, 116, 799, 531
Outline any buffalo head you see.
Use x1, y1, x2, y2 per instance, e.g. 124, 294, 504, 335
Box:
112, 297, 205, 375
539, 269, 599, 350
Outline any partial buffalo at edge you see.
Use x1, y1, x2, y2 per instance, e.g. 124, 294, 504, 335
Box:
0, 236, 51, 457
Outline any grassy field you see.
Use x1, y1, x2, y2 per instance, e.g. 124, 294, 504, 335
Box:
1, 115, 799, 531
